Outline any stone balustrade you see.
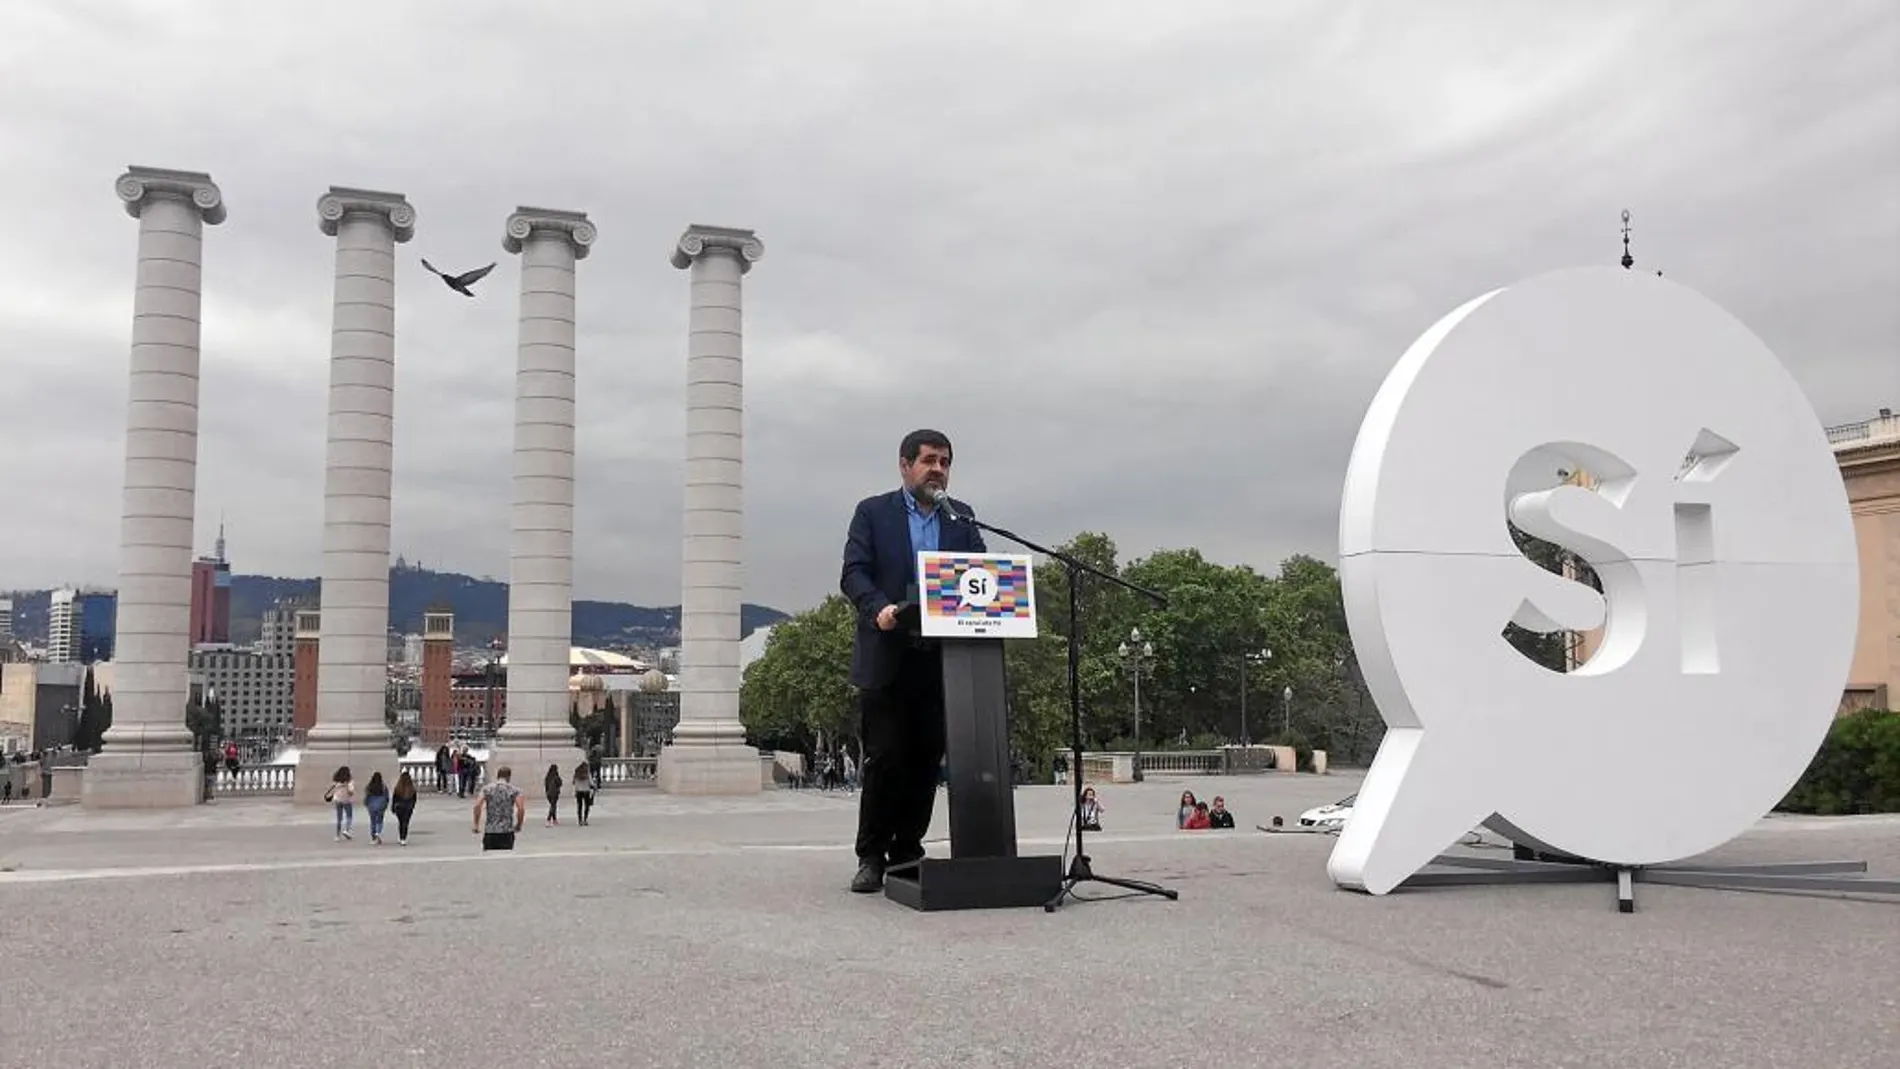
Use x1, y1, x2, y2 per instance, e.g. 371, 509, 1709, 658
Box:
1072, 747, 1332, 784
205, 755, 663, 798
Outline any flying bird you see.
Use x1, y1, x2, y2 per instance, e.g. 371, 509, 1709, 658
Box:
420, 258, 496, 297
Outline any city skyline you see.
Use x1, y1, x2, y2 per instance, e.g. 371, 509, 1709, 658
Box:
2, 2, 1896, 614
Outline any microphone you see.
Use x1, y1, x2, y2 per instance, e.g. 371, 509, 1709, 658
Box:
917, 483, 964, 521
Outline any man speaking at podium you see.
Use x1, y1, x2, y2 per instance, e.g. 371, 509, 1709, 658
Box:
840, 428, 987, 893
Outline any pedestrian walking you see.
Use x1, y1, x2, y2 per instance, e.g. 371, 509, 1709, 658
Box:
325, 767, 355, 841
364, 771, 389, 844
472, 765, 525, 850
390, 770, 418, 845
572, 761, 595, 826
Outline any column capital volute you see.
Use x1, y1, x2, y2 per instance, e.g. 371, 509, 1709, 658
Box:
116, 165, 226, 225
316, 186, 416, 243
503, 206, 596, 260
671, 224, 763, 274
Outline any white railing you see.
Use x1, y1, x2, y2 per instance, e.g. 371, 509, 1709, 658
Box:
213, 765, 296, 795
1077, 750, 1227, 781
1071, 747, 1313, 783
596, 757, 656, 787
207, 755, 670, 798
1827, 410, 1899, 446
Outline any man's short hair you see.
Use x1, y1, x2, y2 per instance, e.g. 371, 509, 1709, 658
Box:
496, 765, 512, 780
900, 429, 953, 464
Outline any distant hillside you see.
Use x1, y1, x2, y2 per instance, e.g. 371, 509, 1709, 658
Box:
3, 568, 788, 649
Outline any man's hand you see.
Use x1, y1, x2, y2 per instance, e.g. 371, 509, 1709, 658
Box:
876, 604, 898, 631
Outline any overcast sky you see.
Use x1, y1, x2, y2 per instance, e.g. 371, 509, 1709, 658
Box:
2, 0, 1895, 615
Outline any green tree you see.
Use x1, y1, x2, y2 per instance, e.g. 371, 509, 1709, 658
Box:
1029, 532, 1143, 746
74, 666, 108, 752
186, 694, 221, 749
1779, 708, 1900, 814
570, 697, 615, 751
1117, 548, 1276, 745
740, 595, 857, 751
1004, 633, 1071, 774
1257, 554, 1363, 752
738, 535, 1388, 768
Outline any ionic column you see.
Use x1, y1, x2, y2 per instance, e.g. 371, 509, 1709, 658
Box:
296, 187, 414, 803
489, 207, 596, 782
657, 225, 764, 795
84, 166, 226, 809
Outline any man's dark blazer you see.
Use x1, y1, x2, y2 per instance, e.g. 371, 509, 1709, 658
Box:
840, 488, 987, 690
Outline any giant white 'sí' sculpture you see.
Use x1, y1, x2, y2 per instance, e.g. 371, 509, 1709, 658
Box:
658, 225, 765, 795
84, 166, 226, 808
490, 207, 596, 781
298, 187, 415, 803
1331, 266, 1859, 894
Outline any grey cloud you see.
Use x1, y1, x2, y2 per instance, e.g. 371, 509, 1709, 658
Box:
1, 0, 1895, 615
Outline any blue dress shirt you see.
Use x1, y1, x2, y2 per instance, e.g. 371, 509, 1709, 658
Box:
902, 485, 941, 579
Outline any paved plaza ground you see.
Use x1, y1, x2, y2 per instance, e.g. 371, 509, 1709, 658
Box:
2, 771, 1896, 1068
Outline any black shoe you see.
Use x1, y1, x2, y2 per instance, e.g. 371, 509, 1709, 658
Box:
850, 859, 885, 894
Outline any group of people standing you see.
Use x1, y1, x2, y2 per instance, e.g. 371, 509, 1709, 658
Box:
430, 743, 482, 797
324, 757, 601, 849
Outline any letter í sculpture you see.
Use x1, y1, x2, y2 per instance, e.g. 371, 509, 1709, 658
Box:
1330, 265, 1898, 911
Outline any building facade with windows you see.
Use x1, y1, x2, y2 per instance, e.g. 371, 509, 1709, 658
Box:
46, 589, 79, 664
1833, 408, 1900, 712
189, 645, 296, 741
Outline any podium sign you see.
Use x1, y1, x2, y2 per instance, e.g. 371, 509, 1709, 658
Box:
886, 551, 1062, 911
917, 552, 1038, 639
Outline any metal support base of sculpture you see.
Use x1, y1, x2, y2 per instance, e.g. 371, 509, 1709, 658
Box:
1401, 848, 1900, 913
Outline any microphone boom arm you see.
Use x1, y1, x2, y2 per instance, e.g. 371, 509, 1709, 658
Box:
961, 513, 1167, 609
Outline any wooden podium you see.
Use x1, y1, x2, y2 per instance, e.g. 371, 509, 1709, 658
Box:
884, 553, 1065, 912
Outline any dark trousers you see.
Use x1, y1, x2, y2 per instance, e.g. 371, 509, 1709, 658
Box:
392, 801, 414, 840
575, 790, 593, 824
482, 832, 515, 851
854, 647, 945, 865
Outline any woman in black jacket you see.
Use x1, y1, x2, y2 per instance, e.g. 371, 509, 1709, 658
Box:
543, 764, 563, 826
390, 770, 419, 846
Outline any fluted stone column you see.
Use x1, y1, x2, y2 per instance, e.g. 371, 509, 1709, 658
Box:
489, 207, 596, 784
658, 225, 764, 795
83, 166, 225, 809
295, 187, 415, 804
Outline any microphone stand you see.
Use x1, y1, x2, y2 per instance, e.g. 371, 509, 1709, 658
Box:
944, 504, 1178, 911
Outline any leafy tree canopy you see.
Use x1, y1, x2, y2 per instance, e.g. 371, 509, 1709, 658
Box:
738, 535, 1388, 769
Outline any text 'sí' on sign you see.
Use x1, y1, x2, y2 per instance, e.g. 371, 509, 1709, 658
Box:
1330, 266, 1858, 895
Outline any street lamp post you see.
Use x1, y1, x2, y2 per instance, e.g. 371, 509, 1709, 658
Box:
484, 636, 505, 738
1240, 647, 1271, 746
1282, 684, 1293, 737
1117, 627, 1156, 782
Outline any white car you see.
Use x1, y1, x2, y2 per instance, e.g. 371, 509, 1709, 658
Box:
1299, 793, 1356, 829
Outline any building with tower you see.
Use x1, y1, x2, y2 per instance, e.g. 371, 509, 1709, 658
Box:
293, 608, 320, 736
420, 609, 455, 743
189, 524, 232, 647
